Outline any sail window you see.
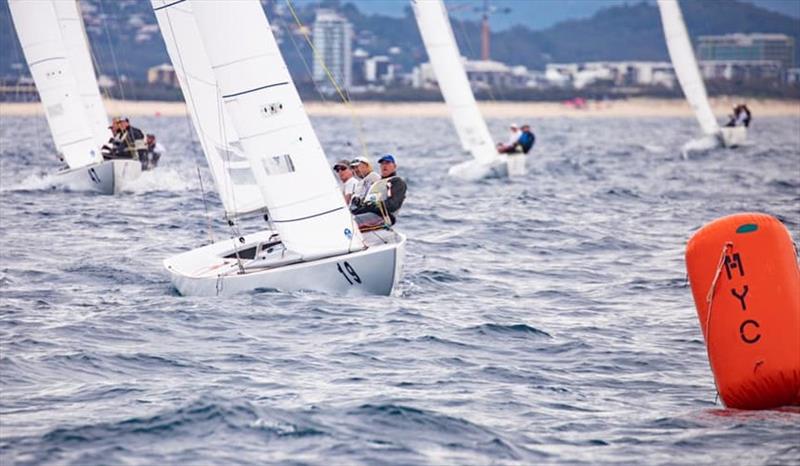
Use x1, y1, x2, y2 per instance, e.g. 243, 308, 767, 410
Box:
262, 154, 295, 175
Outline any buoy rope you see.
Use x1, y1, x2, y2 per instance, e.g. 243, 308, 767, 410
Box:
704, 241, 733, 404
705, 241, 733, 338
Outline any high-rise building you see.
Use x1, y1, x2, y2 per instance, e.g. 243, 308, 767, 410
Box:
312, 10, 352, 91
697, 33, 796, 70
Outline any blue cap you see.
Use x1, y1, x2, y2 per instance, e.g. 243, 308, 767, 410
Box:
378, 154, 396, 164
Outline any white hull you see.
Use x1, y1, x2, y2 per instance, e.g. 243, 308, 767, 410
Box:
448, 154, 527, 180
164, 229, 406, 297
54, 159, 142, 194
506, 154, 526, 177
719, 126, 747, 148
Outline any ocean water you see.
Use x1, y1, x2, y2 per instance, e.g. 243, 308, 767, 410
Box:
0, 113, 798, 465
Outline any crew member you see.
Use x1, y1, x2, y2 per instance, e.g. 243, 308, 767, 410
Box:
144, 134, 165, 170
333, 159, 358, 205
349, 156, 380, 210
353, 154, 407, 229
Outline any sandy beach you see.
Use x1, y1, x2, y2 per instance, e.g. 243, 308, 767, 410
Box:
1, 97, 798, 119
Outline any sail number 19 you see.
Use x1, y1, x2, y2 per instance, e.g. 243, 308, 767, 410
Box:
336, 261, 361, 285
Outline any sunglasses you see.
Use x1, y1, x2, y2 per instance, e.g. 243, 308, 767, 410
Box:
334, 166, 347, 172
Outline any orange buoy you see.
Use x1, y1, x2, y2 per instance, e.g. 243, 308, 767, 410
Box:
686, 213, 800, 410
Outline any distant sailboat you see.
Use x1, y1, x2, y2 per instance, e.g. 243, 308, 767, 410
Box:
152, 0, 405, 296
8, 0, 141, 194
411, 0, 525, 180
657, 0, 746, 149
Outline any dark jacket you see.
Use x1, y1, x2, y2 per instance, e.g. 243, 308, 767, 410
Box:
353, 172, 407, 224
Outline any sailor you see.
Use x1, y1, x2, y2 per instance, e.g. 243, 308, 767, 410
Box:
144, 134, 165, 170
736, 104, 752, 127
498, 123, 536, 155
101, 117, 125, 159
117, 118, 148, 165
353, 154, 407, 229
349, 156, 380, 210
333, 159, 358, 205
496, 123, 520, 153
517, 124, 536, 154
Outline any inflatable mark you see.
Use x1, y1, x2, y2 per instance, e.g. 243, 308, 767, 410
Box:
686, 213, 800, 410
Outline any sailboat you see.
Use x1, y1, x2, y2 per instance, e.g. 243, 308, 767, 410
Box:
8, 0, 141, 194
657, 0, 746, 149
411, 0, 525, 180
152, 0, 405, 297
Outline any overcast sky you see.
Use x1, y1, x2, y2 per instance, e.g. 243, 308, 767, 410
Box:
294, 0, 800, 31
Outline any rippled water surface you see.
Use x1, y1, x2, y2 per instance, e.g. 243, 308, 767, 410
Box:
1, 113, 799, 465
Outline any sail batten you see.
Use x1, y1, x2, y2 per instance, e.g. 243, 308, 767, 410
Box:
9, 0, 103, 169
657, 0, 719, 136
411, 0, 498, 163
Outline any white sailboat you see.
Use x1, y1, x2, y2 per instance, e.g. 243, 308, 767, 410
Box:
8, 0, 141, 194
657, 0, 746, 149
411, 0, 525, 180
152, 0, 405, 297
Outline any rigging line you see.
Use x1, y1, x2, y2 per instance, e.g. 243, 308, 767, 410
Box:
281, 14, 329, 104
451, 11, 503, 104
75, 0, 113, 103
97, 0, 127, 101
285, 0, 370, 159
196, 164, 215, 243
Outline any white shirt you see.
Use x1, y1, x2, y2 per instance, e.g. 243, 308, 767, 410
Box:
149, 142, 166, 155
356, 171, 381, 199
341, 176, 358, 197
505, 129, 520, 146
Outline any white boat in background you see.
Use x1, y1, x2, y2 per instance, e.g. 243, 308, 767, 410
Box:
9, 0, 141, 194
411, 0, 525, 180
152, 0, 405, 297
657, 0, 747, 149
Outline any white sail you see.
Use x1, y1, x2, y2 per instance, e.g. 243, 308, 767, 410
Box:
151, 0, 267, 217
52, 0, 109, 148
189, 0, 364, 258
411, 0, 498, 163
657, 0, 719, 136
8, 0, 102, 169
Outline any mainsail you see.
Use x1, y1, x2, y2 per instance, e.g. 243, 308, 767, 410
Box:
9, 0, 102, 169
151, 0, 267, 217
411, 0, 498, 163
188, 0, 364, 258
657, 0, 719, 136
52, 0, 109, 149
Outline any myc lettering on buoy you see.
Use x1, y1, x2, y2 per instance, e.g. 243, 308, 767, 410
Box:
686, 213, 800, 410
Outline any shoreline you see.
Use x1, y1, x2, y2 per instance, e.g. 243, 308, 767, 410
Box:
1, 97, 798, 119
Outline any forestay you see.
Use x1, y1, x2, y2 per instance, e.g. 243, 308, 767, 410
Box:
189, 0, 364, 258
657, 0, 719, 136
411, 0, 498, 163
9, 0, 102, 169
151, 0, 267, 217
52, 0, 109, 149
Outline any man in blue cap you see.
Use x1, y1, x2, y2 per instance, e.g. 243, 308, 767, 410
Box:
352, 154, 407, 229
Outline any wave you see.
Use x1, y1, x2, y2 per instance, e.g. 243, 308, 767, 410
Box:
467, 323, 552, 339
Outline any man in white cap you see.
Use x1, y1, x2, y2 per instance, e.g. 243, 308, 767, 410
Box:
352, 154, 406, 228
349, 156, 380, 210
497, 123, 520, 153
